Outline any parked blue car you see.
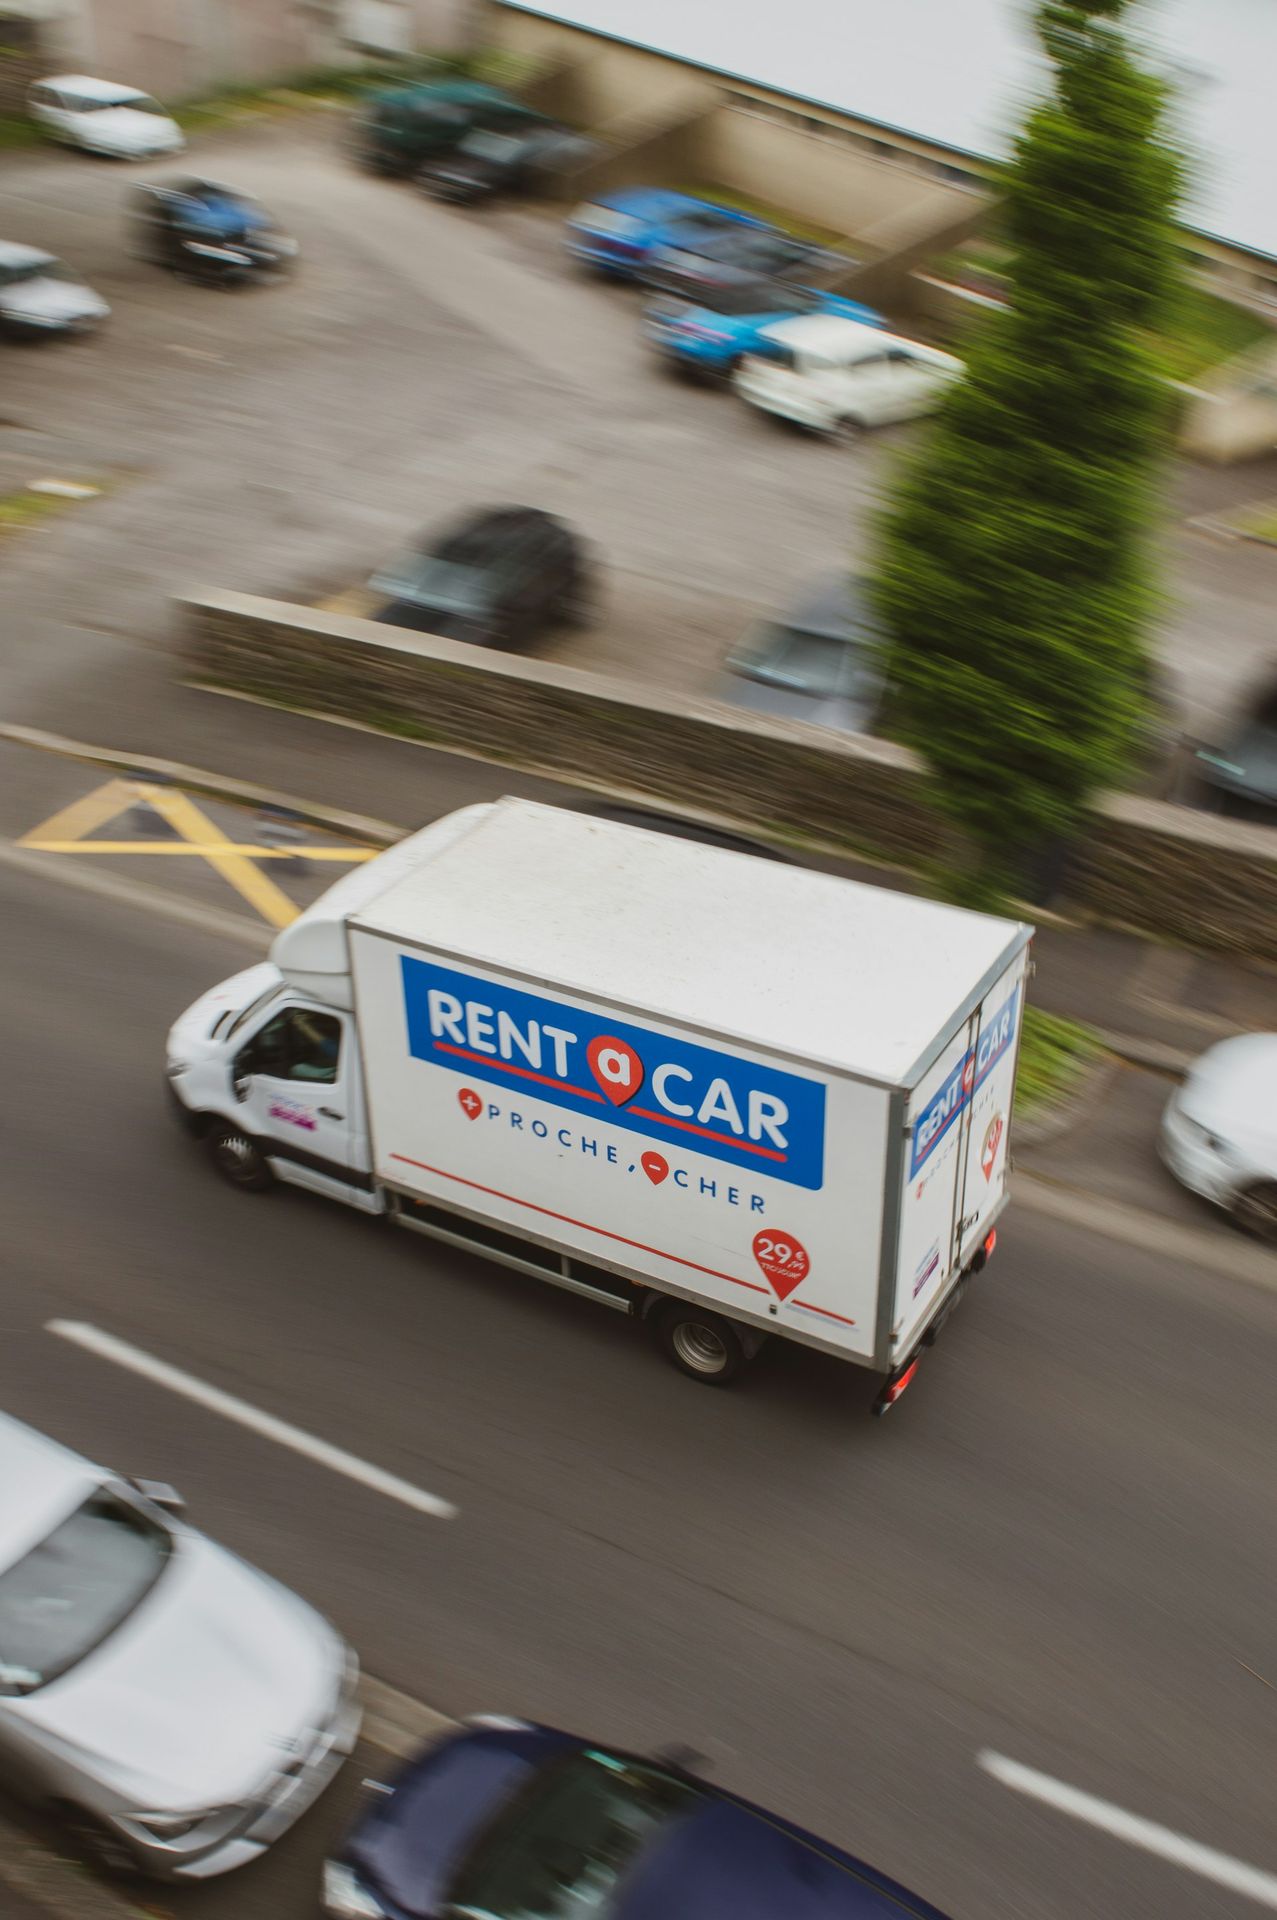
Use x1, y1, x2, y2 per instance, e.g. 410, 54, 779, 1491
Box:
643, 279, 886, 378
322, 1720, 953, 1920
564, 187, 765, 278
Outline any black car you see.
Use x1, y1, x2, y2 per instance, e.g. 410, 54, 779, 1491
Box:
348, 82, 539, 179
323, 1720, 953, 1920
1195, 672, 1277, 821
722, 574, 887, 735
417, 121, 596, 205
130, 179, 297, 283
641, 224, 848, 301
370, 505, 592, 648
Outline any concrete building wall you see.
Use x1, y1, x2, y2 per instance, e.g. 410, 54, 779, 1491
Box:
704, 98, 975, 252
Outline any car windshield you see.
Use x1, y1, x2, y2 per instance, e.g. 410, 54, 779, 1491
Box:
80, 93, 162, 114
733, 624, 859, 697
375, 554, 489, 612
464, 130, 524, 162
0, 259, 77, 288
0, 1490, 172, 1694
448, 1750, 701, 1920
690, 282, 812, 318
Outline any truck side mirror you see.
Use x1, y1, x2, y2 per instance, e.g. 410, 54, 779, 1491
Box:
232, 1046, 256, 1100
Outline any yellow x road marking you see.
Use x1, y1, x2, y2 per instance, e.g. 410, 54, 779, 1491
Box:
19, 778, 375, 928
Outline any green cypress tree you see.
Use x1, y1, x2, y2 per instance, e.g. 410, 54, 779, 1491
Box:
874, 0, 1183, 905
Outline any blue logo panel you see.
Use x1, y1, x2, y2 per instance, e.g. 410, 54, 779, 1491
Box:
401, 956, 826, 1190
909, 985, 1020, 1177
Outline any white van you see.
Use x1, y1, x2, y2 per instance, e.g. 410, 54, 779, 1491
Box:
734, 316, 963, 440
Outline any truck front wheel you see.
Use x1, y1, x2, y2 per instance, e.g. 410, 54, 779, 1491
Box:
206, 1122, 274, 1192
655, 1303, 746, 1386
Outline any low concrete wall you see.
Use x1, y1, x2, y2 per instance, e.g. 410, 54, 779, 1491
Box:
182, 591, 1277, 958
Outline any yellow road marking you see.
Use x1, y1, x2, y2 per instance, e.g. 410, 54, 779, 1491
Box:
18, 776, 379, 926
17, 778, 140, 848
22, 841, 377, 859
139, 785, 305, 928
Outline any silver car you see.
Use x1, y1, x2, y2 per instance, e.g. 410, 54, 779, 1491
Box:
722, 573, 887, 734
0, 241, 110, 337
0, 1411, 360, 1877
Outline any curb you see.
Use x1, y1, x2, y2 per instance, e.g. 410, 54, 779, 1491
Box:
0, 723, 400, 846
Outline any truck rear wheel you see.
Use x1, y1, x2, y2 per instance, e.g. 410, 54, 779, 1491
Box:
206, 1122, 274, 1193
655, 1302, 746, 1385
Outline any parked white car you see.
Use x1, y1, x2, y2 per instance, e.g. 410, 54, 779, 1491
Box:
734, 316, 963, 440
1159, 1033, 1277, 1240
0, 1411, 360, 1878
0, 241, 109, 338
27, 75, 184, 159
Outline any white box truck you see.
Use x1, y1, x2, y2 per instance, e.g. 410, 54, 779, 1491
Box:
167, 800, 1032, 1408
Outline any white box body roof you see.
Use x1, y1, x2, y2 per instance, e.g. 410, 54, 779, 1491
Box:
286, 798, 1031, 1088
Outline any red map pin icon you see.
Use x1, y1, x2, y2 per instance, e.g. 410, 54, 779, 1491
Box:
587, 1035, 644, 1106
458, 1088, 482, 1120
752, 1230, 811, 1301
640, 1151, 669, 1185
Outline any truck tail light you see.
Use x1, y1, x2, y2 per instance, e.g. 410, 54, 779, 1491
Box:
983, 1228, 997, 1259
871, 1358, 918, 1418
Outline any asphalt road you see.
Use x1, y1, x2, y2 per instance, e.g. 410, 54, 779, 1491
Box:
3, 855, 1276, 1920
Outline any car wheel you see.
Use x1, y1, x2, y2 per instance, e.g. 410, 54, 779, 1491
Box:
831, 415, 864, 447
557, 568, 594, 629
655, 1302, 746, 1386
1232, 1181, 1277, 1243
206, 1122, 274, 1192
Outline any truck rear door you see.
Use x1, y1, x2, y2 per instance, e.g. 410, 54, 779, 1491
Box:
891, 951, 1029, 1358
951, 955, 1028, 1267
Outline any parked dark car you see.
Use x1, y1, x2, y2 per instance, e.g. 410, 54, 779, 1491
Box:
722, 574, 887, 734
348, 82, 538, 179
641, 223, 848, 301
1195, 671, 1277, 821
323, 1721, 952, 1920
370, 505, 592, 648
129, 179, 297, 283
418, 120, 596, 205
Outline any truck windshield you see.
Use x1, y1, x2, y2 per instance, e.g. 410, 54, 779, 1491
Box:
225, 979, 283, 1042
447, 1751, 701, 1919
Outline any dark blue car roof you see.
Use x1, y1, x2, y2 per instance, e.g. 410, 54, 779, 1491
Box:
616, 1786, 951, 1920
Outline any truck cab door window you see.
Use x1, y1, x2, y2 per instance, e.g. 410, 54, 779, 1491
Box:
236, 1008, 341, 1088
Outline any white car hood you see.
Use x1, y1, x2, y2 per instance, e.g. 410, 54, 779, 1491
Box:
1179, 1034, 1277, 1170
84, 108, 181, 151
12, 1533, 341, 1811
1, 276, 108, 324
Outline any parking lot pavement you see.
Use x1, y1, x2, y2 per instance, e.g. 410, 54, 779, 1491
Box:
2, 122, 1273, 773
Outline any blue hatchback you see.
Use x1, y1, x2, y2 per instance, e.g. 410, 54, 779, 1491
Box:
564, 187, 765, 278
323, 1720, 952, 1920
643, 280, 885, 377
